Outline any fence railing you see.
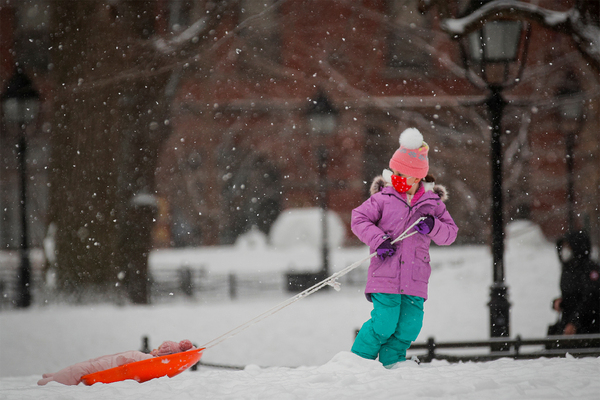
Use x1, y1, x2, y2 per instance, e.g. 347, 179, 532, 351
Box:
407, 334, 600, 362
0, 265, 368, 307
148, 268, 292, 302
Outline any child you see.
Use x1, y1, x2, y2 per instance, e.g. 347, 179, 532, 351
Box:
351, 128, 458, 368
37, 339, 195, 385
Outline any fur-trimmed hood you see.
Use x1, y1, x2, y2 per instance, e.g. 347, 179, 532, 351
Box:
369, 175, 449, 202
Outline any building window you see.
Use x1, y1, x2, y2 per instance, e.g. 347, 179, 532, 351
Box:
386, 0, 432, 70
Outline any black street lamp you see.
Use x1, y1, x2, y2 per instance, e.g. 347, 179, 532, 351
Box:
1, 68, 40, 308
307, 90, 338, 278
557, 74, 584, 234
457, 11, 530, 349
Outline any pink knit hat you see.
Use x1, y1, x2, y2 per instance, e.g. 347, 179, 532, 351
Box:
389, 128, 429, 179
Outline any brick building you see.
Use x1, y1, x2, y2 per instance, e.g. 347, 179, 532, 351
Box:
1, 0, 599, 256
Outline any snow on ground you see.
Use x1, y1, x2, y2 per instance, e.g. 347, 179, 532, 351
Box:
2, 353, 599, 400
1, 220, 599, 399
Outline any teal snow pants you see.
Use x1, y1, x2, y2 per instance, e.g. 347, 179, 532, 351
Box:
351, 293, 424, 367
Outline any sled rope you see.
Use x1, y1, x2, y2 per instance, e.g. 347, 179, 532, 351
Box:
202, 217, 426, 350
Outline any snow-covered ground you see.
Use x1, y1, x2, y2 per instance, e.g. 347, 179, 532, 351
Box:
1, 220, 599, 399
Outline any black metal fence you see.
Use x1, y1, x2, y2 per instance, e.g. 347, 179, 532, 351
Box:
148, 268, 290, 302
407, 334, 600, 362
0, 265, 368, 308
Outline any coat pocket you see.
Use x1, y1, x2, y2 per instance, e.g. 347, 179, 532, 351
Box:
412, 249, 431, 283
371, 257, 399, 278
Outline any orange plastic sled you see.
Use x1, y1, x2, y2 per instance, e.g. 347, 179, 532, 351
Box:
81, 347, 205, 385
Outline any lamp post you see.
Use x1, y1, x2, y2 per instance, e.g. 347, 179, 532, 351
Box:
307, 91, 338, 278
557, 75, 584, 234
1, 68, 40, 308
457, 12, 530, 348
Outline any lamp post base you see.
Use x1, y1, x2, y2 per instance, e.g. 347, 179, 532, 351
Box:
16, 253, 31, 308
489, 283, 510, 351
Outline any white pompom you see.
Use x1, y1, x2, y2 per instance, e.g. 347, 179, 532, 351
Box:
399, 128, 423, 150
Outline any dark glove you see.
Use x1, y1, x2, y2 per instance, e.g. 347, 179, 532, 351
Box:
376, 236, 395, 260
415, 216, 435, 235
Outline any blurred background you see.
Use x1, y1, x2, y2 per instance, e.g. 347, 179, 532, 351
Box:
0, 0, 598, 306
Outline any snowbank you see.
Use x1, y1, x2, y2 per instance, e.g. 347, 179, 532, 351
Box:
269, 207, 346, 249
2, 351, 599, 400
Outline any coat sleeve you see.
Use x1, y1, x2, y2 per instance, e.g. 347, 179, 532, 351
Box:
37, 351, 153, 386
428, 202, 458, 246
351, 195, 388, 249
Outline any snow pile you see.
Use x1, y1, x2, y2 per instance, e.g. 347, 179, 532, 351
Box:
234, 225, 269, 251
506, 219, 548, 249
269, 207, 346, 249
148, 208, 356, 274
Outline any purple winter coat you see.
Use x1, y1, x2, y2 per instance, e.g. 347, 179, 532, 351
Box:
351, 177, 458, 300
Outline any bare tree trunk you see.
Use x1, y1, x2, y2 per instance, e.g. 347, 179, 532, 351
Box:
48, 2, 169, 302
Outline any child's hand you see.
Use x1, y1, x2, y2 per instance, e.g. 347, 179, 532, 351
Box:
415, 216, 435, 234
563, 323, 577, 335
376, 237, 395, 260
552, 298, 562, 312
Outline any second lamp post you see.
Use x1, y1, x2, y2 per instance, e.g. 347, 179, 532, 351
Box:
307, 91, 338, 278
